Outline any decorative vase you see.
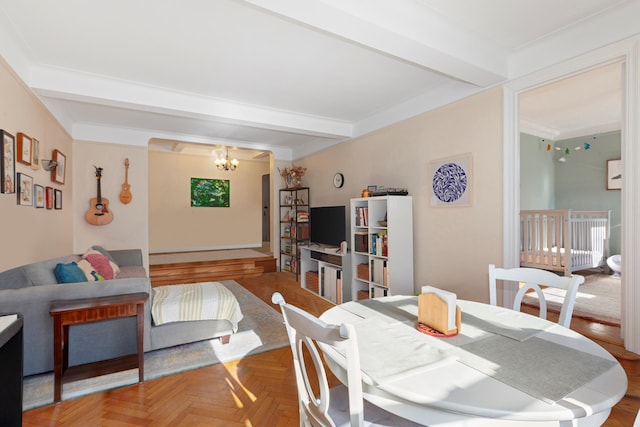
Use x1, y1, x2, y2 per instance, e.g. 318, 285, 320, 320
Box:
292, 175, 302, 187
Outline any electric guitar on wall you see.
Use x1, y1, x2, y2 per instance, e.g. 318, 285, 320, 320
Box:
85, 166, 113, 225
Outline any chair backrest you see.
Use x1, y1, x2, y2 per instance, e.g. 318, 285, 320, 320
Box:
488, 264, 585, 328
272, 292, 364, 427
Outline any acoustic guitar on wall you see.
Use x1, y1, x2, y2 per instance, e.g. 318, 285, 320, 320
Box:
119, 158, 132, 204
85, 165, 113, 225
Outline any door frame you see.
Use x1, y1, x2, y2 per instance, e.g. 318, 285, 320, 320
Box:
503, 36, 640, 353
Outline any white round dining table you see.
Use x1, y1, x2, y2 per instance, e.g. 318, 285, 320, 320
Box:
319, 296, 627, 427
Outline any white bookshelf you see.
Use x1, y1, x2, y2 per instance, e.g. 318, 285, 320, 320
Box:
350, 196, 413, 300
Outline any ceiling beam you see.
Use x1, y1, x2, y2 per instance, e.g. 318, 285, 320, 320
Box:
29, 66, 353, 140
243, 0, 508, 87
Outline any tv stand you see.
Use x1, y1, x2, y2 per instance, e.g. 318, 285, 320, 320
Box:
300, 246, 352, 303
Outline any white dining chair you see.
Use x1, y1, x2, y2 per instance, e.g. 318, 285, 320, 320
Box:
271, 292, 423, 427
488, 264, 585, 328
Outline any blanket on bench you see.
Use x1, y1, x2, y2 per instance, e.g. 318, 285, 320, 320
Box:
151, 282, 243, 332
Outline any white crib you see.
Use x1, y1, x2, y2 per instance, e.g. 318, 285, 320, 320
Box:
520, 209, 610, 276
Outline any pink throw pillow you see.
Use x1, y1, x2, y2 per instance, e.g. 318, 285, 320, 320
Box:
85, 252, 116, 280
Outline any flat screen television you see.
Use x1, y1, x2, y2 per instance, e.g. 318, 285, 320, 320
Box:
310, 205, 346, 248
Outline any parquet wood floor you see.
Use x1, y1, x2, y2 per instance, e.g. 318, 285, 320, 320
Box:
22, 272, 640, 426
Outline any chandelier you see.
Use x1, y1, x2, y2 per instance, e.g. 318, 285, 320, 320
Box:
214, 146, 239, 171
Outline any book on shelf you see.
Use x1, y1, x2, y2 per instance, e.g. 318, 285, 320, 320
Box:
296, 211, 309, 222
321, 265, 340, 304
370, 258, 388, 286
355, 206, 368, 227
369, 231, 388, 257
370, 286, 388, 298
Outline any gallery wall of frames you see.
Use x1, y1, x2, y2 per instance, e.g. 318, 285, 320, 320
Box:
1, 129, 65, 210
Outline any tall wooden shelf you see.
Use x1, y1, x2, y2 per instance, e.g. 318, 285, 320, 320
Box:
279, 187, 310, 279
350, 196, 413, 300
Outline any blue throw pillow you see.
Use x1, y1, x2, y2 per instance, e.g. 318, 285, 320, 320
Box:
54, 262, 88, 284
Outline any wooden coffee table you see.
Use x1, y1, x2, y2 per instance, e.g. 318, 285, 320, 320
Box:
49, 292, 149, 402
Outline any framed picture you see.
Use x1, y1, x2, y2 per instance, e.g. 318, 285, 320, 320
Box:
17, 172, 33, 206
1, 130, 15, 194
17, 132, 32, 166
54, 188, 62, 209
429, 153, 473, 207
190, 178, 230, 207
34, 184, 45, 208
45, 186, 54, 209
607, 159, 622, 190
51, 149, 66, 184
30, 138, 40, 170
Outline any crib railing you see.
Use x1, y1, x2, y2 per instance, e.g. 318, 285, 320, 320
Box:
520, 210, 610, 276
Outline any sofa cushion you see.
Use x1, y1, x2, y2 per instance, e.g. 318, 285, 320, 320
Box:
0, 266, 31, 290
54, 262, 88, 284
116, 265, 148, 279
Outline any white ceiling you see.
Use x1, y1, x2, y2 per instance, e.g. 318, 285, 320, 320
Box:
0, 0, 637, 159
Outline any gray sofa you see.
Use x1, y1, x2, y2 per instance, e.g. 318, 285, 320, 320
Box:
0, 249, 235, 376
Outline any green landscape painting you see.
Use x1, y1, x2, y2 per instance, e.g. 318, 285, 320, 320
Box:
190, 178, 230, 207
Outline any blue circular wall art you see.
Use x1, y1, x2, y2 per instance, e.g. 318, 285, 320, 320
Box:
432, 162, 468, 203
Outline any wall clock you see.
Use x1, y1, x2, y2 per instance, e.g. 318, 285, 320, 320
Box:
333, 173, 344, 188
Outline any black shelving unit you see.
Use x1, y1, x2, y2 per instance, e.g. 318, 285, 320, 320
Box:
279, 187, 310, 280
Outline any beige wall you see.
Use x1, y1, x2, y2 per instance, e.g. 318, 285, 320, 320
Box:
148, 150, 269, 252
0, 58, 73, 271
1, 51, 503, 304
72, 141, 149, 268
299, 88, 504, 302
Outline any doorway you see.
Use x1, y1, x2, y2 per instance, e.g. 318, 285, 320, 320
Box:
502, 35, 640, 353
518, 62, 623, 326
261, 173, 271, 251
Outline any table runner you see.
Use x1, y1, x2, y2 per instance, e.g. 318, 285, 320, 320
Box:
459, 301, 552, 341
340, 297, 417, 324
339, 298, 617, 403
337, 317, 454, 384
453, 335, 617, 404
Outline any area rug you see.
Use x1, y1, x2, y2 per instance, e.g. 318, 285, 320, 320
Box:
522, 273, 621, 326
22, 280, 288, 410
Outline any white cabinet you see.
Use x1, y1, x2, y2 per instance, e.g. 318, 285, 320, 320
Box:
300, 246, 352, 304
350, 196, 413, 300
